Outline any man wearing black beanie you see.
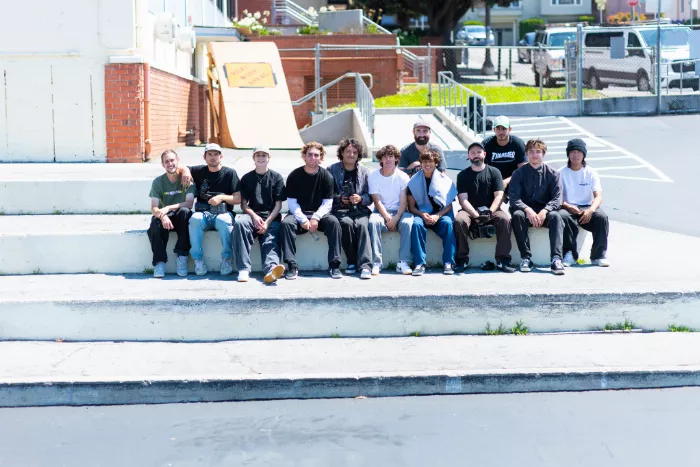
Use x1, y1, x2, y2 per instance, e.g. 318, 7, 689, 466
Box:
559, 138, 610, 267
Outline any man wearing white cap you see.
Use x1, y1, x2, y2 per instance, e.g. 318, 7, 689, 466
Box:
399, 120, 446, 177
232, 146, 287, 283
182, 143, 241, 276
482, 115, 527, 193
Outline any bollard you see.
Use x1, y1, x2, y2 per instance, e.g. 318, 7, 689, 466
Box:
497, 48, 502, 80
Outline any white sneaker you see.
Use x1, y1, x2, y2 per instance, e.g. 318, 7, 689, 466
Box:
396, 261, 413, 275
360, 268, 372, 279
220, 258, 233, 276
153, 262, 165, 278
371, 264, 381, 276
194, 259, 207, 276
562, 251, 575, 267
237, 270, 250, 282
176, 256, 188, 277
592, 258, 610, 267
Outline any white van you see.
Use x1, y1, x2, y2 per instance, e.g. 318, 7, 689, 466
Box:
582, 25, 698, 92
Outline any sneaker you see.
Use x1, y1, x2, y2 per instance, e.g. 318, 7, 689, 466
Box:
455, 260, 468, 273
176, 256, 188, 277
237, 270, 250, 282
264, 264, 286, 284
443, 263, 455, 275
220, 258, 233, 276
551, 259, 565, 275
345, 264, 357, 275
153, 262, 165, 278
520, 258, 533, 273
194, 259, 207, 276
360, 268, 372, 279
592, 258, 610, 267
562, 251, 575, 267
329, 267, 343, 279
480, 260, 496, 271
412, 264, 425, 276
396, 261, 413, 275
496, 261, 516, 273
371, 264, 381, 276
285, 264, 299, 280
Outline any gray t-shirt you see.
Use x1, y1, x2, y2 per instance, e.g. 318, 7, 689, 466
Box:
399, 142, 446, 176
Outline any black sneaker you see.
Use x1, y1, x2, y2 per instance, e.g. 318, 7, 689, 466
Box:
551, 259, 565, 276
329, 267, 343, 279
455, 260, 469, 273
497, 261, 516, 273
480, 260, 496, 271
285, 264, 299, 280
345, 264, 357, 275
520, 258, 533, 272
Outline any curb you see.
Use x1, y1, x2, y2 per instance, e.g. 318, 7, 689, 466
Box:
2, 369, 700, 407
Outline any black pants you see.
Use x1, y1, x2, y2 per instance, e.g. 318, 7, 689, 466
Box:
280, 214, 342, 268
334, 211, 372, 270
560, 207, 609, 260
147, 207, 191, 266
511, 208, 564, 261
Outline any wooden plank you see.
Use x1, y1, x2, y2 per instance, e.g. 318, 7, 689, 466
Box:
3, 61, 54, 161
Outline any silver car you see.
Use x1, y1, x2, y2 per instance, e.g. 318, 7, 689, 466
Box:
518, 32, 536, 63
457, 25, 495, 46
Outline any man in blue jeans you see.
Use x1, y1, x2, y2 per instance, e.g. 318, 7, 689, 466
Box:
407, 149, 458, 276
181, 143, 241, 276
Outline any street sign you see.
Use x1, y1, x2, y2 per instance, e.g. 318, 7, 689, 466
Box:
627, 0, 639, 6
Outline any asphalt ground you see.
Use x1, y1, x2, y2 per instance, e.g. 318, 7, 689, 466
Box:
0, 388, 698, 467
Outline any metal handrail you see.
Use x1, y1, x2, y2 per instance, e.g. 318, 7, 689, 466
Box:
355, 74, 375, 145
273, 0, 317, 26
361, 16, 392, 35
292, 72, 374, 123
437, 71, 487, 139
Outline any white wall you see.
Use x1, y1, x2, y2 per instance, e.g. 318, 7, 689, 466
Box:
0, 0, 230, 162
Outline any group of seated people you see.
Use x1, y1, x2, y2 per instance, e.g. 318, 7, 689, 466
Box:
148, 116, 609, 283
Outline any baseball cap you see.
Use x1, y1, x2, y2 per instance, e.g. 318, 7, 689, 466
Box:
253, 145, 270, 155
413, 120, 431, 130
468, 141, 485, 152
204, 142, 222, 153
492, 116, 511, 129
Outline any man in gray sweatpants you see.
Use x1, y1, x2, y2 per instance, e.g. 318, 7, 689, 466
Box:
368, 145, 414, 275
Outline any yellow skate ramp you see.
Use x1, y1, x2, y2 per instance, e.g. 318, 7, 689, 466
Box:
207, 42, 303, 150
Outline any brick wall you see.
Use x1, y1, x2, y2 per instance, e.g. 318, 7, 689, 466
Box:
251, 34, 401, 127
149, 68, 203, 157
104, 64, 145, 163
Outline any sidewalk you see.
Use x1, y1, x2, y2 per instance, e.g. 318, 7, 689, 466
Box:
1, 333, 698, 407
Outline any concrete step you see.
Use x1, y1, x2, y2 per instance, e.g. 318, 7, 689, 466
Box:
0, 214, 580, 274
1, 333, 699, 407
0, 220, 698, 342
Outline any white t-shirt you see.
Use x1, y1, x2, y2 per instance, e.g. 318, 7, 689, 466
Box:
368, 169, 410, 212
560, 166, 602, 206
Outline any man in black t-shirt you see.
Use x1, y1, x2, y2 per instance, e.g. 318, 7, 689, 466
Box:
399, 120, 447, 176
482, 116, 527, 192
454, 142, 514, 273
279, 142, 342, 280
233, 146, 287, 284
182, 143, 241, 276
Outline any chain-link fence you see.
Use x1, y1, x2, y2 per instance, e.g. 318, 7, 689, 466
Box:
278, 24, 700, 123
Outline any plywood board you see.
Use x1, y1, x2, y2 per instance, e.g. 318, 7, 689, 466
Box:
207, 42, 303, 149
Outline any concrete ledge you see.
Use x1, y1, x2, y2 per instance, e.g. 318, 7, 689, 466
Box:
1, 333, 699, 406
0, 214, 584, 274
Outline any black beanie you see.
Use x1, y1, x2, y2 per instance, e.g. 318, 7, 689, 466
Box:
566, 138, 587, 158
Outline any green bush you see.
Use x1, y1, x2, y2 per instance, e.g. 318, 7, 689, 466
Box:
462, 20, 484, 26
578, 15, 595, 23
298, 25, 323, 35
520, 18, 545, 39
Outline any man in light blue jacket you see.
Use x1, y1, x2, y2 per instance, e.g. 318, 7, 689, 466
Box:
407, 149, 458, 276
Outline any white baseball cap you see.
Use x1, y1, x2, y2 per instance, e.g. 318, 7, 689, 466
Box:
204, 142, 222, 153
253, 145, 270, 155
493, 116, 511, 129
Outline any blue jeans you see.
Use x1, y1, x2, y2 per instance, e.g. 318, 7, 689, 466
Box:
232, 214, 281, 274
189, 211, 234, 260
411, 212, 455, 266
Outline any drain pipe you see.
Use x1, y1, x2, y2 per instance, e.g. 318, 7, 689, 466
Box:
143, 62, 152, 160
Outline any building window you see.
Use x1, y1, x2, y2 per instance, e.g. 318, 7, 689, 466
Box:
216, 0, 224, 12
551, 0, 582, 5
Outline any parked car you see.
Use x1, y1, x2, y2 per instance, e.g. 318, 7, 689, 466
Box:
582, 25, 698, 92
532, 27, 577, 87
518, 32, 536, 63
456, 25, 495, 46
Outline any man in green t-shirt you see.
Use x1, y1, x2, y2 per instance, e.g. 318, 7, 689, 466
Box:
148, 149, 196, 278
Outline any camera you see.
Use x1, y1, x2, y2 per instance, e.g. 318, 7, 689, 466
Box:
469, 206, 496, 239
342, 180, 357, 211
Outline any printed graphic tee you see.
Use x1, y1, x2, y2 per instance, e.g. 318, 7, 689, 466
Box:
149, 174, 196, 208
189, 165, 240, 212
560, 166, 602, 206
482, 135, 527, 179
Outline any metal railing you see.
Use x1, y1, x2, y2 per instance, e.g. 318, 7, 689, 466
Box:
437, 71, 487, 139
361, 16, 392, 35
291, 72, 374, 121
355, 73, 375, 144
272, 0, 316, 26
